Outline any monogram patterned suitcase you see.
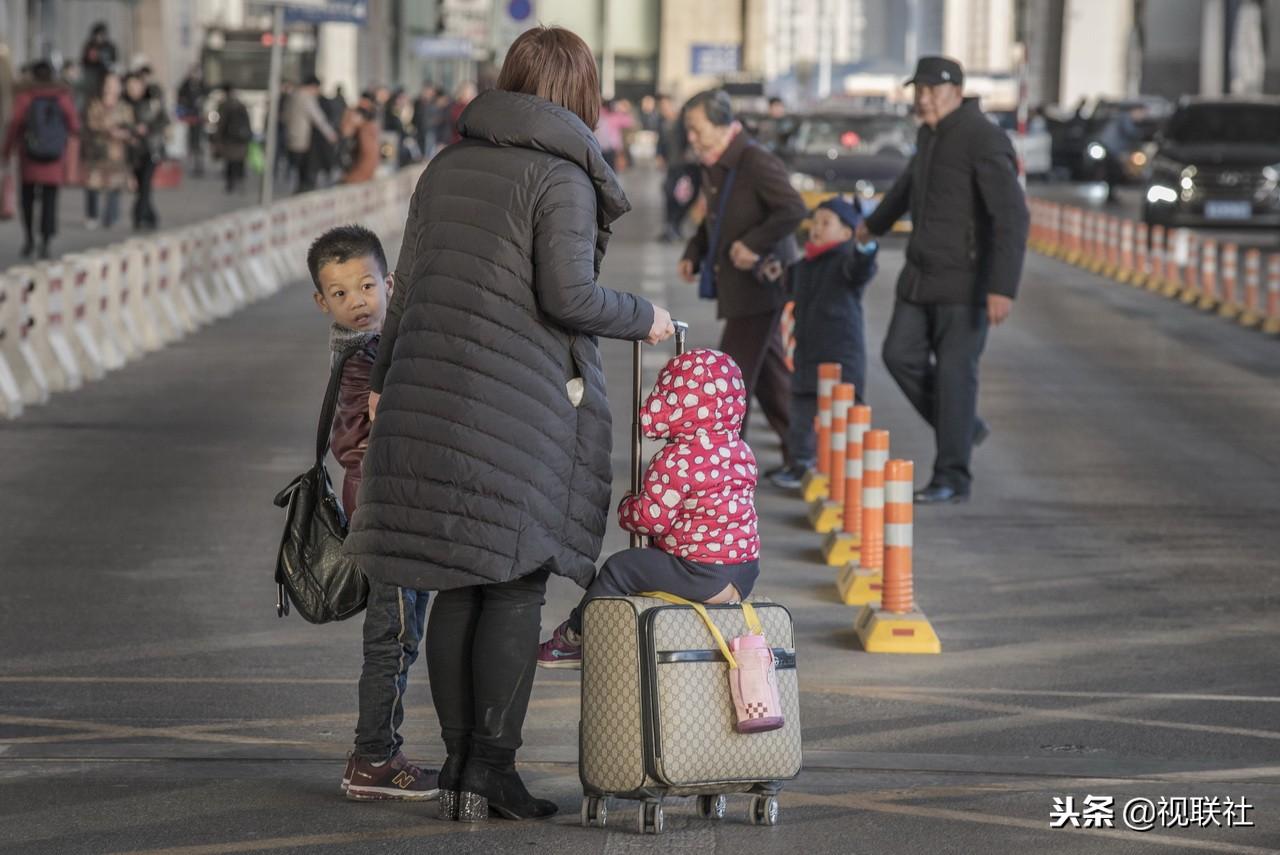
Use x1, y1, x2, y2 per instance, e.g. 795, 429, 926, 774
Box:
579, 594, 802, 833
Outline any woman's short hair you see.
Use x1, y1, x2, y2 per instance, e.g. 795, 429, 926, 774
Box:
497, 26, 600, 129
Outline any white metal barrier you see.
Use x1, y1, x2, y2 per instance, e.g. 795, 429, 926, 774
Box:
0, 164, 425, 420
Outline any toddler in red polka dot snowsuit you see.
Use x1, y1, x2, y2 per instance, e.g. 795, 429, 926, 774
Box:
538, 348, 762, 669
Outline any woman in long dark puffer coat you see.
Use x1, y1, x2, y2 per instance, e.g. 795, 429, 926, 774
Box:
345, 26, 674, 821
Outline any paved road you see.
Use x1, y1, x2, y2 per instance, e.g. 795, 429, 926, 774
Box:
2, 168, 1278, 854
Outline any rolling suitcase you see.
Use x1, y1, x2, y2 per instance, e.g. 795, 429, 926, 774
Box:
577, 323, 803, 834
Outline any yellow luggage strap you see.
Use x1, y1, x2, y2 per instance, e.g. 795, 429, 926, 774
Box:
639, 592, 767, 670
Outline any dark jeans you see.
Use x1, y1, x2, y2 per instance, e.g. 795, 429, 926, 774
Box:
20, 182, 58, 245
187, 123, 204, 175
663, 163, 699, 232
85, 188, 121, 227
132, 160, 158, 229
719, 308, 792, 464
293, 148, 320, 194
785, 391, 819, 468
353, 581, 430, 761
882, 299, 990, 492
224, 159, 246, 193
568, 548, 760, 635
426, 566, 551, 757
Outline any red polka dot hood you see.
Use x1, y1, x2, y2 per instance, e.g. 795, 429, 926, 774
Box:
619, 349, 760, 564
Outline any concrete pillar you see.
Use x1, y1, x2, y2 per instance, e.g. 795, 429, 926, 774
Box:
658, 0, 743, 100
318, 23, 359, 100
1201, 0, 1226, 95
1059, 0, 1132, 105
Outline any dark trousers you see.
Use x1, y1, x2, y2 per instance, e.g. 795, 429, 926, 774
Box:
425, 566, 550, 760
567, 548, 761, 635
224, 159, 246, 193
882, 299, 989, 492
353, 581, 430, 761
293, 148, 318, 194
20, 182, 58, 245
663, 163, 699, 232
719, 308, 792, 464
187, 123, 204, 175
85, 188, 121, 227
132, 160, 157, 229
785, 391, 819, 468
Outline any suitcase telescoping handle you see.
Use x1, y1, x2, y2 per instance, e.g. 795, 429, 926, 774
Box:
631, 320, 688, 548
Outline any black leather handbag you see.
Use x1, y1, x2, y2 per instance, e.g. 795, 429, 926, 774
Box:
272, 346, 370, 623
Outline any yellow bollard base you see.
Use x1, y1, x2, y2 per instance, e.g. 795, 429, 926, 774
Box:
821, 531, 860, 566
1144, 277, 1164, 292
1238, 310, 1262, 329
1160, 283, 1182, 299
1088, 259, 1107, 275
801, 472, 830, 504
854, 604, 942, 654
1103, 264, 1120, 279
1064, 251, 1081, 266
1130, 273, 1147, 288
1217, 302, 1241, 320
1264, 318, 1280, 335
808, 500, 843, 534
836, 564, 882, 606
1197, 294, 1220, 312
1178, 288, 1201, 305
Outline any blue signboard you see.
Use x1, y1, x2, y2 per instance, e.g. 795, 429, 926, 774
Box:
413, 37, 475, 59
283, 1, 368, 25
691, 44, 740, 76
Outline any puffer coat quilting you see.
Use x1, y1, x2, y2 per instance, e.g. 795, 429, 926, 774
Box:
345, 90, 655, 591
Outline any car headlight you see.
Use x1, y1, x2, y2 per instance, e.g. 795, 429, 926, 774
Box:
1146, 184, 1178, 205
1086, 142, 1106, 160
789, 172, 823, 192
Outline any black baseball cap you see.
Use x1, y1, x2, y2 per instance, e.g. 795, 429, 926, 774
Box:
905, 56, 964, 87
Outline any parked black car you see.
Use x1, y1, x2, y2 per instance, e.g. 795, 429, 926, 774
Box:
1046, 98, 1167, 182
780, 111, 915, 203
1142, 97, 1280, 227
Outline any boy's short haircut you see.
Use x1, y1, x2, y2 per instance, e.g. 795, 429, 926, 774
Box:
306, 225, 388, 294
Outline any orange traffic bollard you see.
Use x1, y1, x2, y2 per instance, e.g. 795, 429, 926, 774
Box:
1145, 224, 1165, 291
809, 383, 853, 533
1064, 207, 1083, 264
821, 403, 870, 566
1240, 249, 1263, 328
1265, 254, 1280, 335
1117, 219, 1135, 282
802, 363, 841, 502
836, 429, 888, 605
854, 459, 941, 654
1217, 243, 1241, 318
1191, 238, 1219, 309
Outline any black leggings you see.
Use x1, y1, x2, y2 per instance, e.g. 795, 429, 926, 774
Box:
425, 566, 550, 759
20, 182, 58, 245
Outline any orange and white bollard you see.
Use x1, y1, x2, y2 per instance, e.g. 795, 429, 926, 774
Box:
822, 403, 870, 566
801, 363, 841, 503
1131, 222, 1148, 287
1050, 203, 1065, 257
1191, 238, 1219, 309
809, 383, 853, 533
1217, 243, 1241, 319
1264, 254, 1280, 335
779, 301, 796, 372
1096, 215, 1118, 276
1063, 207, 1082, 264
854, 459, 942, 654
1240, 248, 1263, 328
836, 429, 888, 606
1167, 230, 1198, 300
1144, 224, 1164, 291
1117, 219, 1135, 283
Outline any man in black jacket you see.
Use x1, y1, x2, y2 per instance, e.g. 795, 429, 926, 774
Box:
859, 57, 1028, 504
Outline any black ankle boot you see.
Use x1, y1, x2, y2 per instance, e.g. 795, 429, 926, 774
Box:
437, 739, 469, 821
456, 753, 557, 822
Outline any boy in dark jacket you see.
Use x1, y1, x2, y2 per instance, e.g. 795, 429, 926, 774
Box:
308, 225, 440, 802
771, 197, 878, 489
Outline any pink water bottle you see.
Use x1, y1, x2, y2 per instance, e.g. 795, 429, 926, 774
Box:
728, 633, 784, 734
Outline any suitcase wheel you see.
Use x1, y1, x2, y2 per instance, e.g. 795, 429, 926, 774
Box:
638, 800, 664, 834
581, 796, 608, 828
748, 795, 779, 827
697, 794, 727, 820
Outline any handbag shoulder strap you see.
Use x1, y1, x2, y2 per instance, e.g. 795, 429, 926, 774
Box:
314, 344, 365, 464
706, 165, 738, 261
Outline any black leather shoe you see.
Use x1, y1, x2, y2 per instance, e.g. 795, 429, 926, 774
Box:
456, 759, 558, 822
437, 739, 469, 820
973, 418, 991, 448
914, 484, 969, 505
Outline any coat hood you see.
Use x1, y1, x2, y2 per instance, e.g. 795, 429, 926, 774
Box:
640, 348, 746, 441
458, 89, 631, 225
